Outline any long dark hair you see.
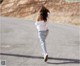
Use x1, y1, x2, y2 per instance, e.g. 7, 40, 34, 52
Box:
39, 6, 50, 22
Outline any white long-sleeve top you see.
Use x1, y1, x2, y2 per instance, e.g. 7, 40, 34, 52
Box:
35, 21, 48, 31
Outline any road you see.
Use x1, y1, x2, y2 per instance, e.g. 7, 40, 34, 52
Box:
0, 17, 80, 66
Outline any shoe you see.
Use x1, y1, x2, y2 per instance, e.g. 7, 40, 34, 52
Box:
44, 54, 48, 62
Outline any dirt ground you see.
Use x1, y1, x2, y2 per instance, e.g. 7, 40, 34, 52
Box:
0, 0, 80, 25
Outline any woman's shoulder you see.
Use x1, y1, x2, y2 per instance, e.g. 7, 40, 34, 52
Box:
35, 21, 45, 24
36, 20, 44, 23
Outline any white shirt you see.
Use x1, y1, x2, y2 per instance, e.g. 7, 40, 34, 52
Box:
35, 21, 48, 31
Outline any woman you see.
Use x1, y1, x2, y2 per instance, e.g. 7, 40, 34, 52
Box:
35, 6, 50, 62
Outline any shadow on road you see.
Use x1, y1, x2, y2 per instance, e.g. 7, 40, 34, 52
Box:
0, 53, 80, 65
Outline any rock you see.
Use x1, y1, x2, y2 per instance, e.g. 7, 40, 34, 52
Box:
0, 0, 80, 25
0, 0, 3, 4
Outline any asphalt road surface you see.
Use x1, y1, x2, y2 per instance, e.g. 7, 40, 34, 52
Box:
0, 17, 80, 66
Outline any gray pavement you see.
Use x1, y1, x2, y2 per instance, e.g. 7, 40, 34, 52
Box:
0, 17, 80, 66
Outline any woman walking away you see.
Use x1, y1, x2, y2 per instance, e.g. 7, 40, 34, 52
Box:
35, 5, 50, 62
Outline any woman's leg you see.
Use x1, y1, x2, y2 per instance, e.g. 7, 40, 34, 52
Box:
44, 30, 49, 39
38, 30, 48, 55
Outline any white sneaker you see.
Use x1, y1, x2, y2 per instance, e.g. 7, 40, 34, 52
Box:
44, 54, 48, 62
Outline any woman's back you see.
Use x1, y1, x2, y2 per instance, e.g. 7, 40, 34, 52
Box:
35, 21, 48, 31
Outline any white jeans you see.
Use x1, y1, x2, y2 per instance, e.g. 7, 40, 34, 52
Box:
38, 30, 49, 55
